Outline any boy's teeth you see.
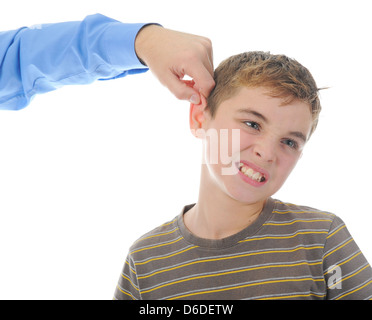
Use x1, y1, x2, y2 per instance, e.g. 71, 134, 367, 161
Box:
252, 172, 261, 180
238, 163, 266, 182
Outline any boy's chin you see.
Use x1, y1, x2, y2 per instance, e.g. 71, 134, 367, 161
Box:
228, 190, 269, 205
221, 180, 271, 205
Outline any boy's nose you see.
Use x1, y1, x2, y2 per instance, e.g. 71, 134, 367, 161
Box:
253, 139, 276, 163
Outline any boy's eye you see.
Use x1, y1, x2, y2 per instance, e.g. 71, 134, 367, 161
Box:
244, 121, 260, 130
282, 139, 298, 150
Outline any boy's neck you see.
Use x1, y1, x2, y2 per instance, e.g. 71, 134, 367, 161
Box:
183, 167, 266, 240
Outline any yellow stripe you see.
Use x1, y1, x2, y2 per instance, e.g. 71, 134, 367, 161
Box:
160, 218, 177, 227
335, 278, 372, 300
274, 200, 294, 205
258, 292, 326, 300
326, 225, 346, 239
131, 237, 183, 254
134, 228, 179, 244
132, 218, 178, 244
138, 245, 323, 280
323, 251, 362, 276
328, 264, 370, 289
273, 210, 331, 215
264, 219, 332, 226
125, 260, 136, 275
323, 239, 353, 259
120, 274, 139, 292
168, 277, 324, 300
135, 246, 199, 266
141, 261, 322, 294
239, 231, 328, 243
116, 285, 135, 300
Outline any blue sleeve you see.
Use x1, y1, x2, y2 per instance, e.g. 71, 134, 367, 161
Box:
0, 13, 150, 110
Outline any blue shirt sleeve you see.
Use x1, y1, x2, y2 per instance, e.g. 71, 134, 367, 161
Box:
0, 13, 150, 110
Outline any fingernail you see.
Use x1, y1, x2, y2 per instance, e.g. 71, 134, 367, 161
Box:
189, 94, 200, 104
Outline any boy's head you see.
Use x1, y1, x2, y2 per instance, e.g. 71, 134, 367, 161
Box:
189, 51, 322, 205
206, 51, 321, 136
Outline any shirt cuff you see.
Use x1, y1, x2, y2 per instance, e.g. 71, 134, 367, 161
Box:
103, 22, 161, 70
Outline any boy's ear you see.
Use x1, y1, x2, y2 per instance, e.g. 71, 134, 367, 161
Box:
189, 94, 208, 138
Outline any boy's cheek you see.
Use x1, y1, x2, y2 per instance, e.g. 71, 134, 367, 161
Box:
237, 132, 254, 153
279, 155, 301, 179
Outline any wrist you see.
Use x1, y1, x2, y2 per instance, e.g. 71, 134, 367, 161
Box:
135, 24, 163, 66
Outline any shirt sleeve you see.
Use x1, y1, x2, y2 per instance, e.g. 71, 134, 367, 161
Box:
0, 13, 151, 110
113, 254, 141, 300
323, 215, 372, 300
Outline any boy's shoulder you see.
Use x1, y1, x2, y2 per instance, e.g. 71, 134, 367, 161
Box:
271, 198, 339, 228
273, 199, 335, 216
128, 211, 184, 256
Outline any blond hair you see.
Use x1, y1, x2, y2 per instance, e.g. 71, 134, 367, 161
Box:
207, 51, 322, 135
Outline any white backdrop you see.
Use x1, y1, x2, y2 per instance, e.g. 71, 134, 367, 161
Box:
0, 0, 371, 299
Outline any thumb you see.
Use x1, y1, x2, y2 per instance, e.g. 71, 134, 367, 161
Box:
165, 76, 201, 104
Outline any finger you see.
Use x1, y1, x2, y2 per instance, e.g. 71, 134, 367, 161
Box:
182, 79, 196, 88
186, 60, 215, 98
199, 37, 214, 78
182, 79, 201, 104
165, 73, 201, 103
196, 36, 214, 74
204, 41, 214, 75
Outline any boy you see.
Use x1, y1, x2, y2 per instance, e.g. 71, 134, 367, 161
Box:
113, 51, 372, 300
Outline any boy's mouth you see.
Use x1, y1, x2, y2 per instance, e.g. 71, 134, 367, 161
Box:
237, 161, 268, 183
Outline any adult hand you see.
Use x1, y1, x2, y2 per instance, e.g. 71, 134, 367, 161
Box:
135, 25, 215, 104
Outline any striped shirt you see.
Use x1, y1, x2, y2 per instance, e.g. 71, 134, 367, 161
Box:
114, 198, 372, 300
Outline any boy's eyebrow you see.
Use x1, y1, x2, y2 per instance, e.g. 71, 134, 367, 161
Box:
237, 108, 268, 123
237, 108, 308, 143
289, 131, 308, 143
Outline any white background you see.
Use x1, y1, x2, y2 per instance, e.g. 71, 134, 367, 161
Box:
0, 0, 371, 299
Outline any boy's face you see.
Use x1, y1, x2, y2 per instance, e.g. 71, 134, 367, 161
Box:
191, 87, 313, 205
